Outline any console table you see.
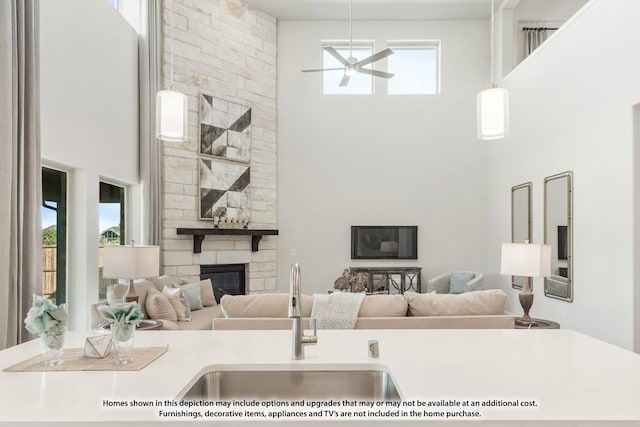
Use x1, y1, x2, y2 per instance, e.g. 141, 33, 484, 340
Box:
349, 267, 422, 294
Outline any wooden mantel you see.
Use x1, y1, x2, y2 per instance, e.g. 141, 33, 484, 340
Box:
176, 228, 279, 253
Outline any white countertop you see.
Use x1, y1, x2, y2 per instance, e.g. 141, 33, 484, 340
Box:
1, 328, 640, 426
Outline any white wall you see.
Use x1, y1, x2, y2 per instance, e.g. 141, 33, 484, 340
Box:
40, 0, 140, 330
488, 0, 640, 350
277, 20, 490, 293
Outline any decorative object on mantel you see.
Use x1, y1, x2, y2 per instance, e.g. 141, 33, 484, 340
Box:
500, 241, 551, 327
177, 228, 278, 253
84, 335, 112, 359
98, 302, 143, 365
477, 0, 509, 140
102, 241, 160, 303
24, 295, 68, 366
156, 0, 187, 142
3, 347, 168, 372
213, 216, 250, 229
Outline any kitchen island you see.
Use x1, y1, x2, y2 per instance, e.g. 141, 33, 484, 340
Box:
1, 329, 640, 426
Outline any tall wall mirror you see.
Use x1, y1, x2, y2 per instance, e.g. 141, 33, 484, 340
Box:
511, 182, 532, 289
544, 171, 573, 302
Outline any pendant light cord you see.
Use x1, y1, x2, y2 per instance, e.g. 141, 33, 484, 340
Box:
349, 0, 353, 58
169, 0, 175, 88
490, 0, 495, 86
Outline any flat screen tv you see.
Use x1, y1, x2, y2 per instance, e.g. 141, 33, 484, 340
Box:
351, 226, 417, 260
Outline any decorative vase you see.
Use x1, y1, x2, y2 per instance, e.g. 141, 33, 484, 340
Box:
111, 323, 135, 364
41, 329, 65, 366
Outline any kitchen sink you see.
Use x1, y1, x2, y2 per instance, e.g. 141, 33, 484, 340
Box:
178, 365, 401, 401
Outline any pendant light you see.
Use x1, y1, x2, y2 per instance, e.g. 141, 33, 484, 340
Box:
156, 0, 187, 142
477, 0, 509, 140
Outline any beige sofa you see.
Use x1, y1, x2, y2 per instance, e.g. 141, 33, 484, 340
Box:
90, 275, 224, 330
91, 281, 514, 331
212, 289, 515, 330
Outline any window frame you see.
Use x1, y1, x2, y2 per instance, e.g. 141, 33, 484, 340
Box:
386, 40, 441, 95
98, 179, 127, 300
41, 166, 69, 305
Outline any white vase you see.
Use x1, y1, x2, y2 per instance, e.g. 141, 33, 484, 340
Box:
111, 324, 135, 365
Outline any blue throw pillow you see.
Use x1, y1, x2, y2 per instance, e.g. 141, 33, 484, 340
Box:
180, 283, 203, 311
450, 272, 475, 294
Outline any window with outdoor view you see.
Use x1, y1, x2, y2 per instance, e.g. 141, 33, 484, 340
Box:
387, 41, 440, 95
42, 167, 68, 305
98, 181, 126, 300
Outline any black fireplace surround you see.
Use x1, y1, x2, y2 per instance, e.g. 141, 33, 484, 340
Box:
200, 264, 246, 303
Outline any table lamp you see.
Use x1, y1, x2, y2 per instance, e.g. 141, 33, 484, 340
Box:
500, 241, 551, 326
102, 242, 160, 303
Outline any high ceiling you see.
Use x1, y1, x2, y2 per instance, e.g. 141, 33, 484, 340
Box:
243, 0, 494, 21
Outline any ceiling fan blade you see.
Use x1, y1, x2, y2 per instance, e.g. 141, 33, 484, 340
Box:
324, 46, 350, 67
301, 68, 344, 73
354, 48, 394, 68
358, 68, 395, 79
339, 73, 351, 87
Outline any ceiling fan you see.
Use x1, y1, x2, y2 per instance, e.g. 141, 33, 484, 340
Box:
301, 0, 395, 87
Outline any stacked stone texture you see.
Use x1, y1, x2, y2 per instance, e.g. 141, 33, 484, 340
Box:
161, 0, 277, 292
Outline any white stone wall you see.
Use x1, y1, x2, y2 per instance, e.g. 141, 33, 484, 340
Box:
160, 0, 277, 292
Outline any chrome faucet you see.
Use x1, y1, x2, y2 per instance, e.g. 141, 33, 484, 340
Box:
288, 263, 317, 360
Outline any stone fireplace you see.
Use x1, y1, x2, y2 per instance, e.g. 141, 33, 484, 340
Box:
158, 1, 277, 294
201, 263, 247, 303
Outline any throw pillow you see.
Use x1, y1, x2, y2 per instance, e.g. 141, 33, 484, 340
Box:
180, 283, 204, 311
199, 279, 217, 307
132, 280, 155, 318
404, 290, 507, 316
150, 275, 187, 291
358, 295, 408, 317
449, 272, 476, 294
162, 286, 191, 321
145, 288, 178, 321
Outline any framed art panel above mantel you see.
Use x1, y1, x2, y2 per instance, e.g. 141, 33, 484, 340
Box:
199, 92, 251, 164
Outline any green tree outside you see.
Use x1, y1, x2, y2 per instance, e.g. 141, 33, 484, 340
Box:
42, 225, 56, 245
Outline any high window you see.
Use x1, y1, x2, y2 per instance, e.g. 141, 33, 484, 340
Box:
42, 167, 67, 305
387, 41, 440, 95
322, 42, 373, 95
98, 181, 126, 300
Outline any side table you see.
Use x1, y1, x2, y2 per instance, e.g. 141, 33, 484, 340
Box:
515, 318, 560, 329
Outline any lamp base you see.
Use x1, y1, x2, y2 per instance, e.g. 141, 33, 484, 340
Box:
125, 279, 139, 304
518, 277, 534, 326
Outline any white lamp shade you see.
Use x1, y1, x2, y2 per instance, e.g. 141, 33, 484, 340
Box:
477, 87, 510, 140
156, 89, 188, 142
500, 242, 551, 278
102, 245, 160, 280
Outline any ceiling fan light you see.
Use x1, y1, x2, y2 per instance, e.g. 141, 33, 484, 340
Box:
477, 87, 509, 140
156, 89, 188, 142
345, 67, 357, 77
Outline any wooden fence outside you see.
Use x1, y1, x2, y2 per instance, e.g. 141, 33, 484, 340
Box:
42, 245, 57, 297
43, 245, 112, 300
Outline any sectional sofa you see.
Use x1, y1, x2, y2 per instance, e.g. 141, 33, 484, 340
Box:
90, 275, 514, 330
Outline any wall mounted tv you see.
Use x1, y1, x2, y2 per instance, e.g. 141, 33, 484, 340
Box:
351, 226, 418, 260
